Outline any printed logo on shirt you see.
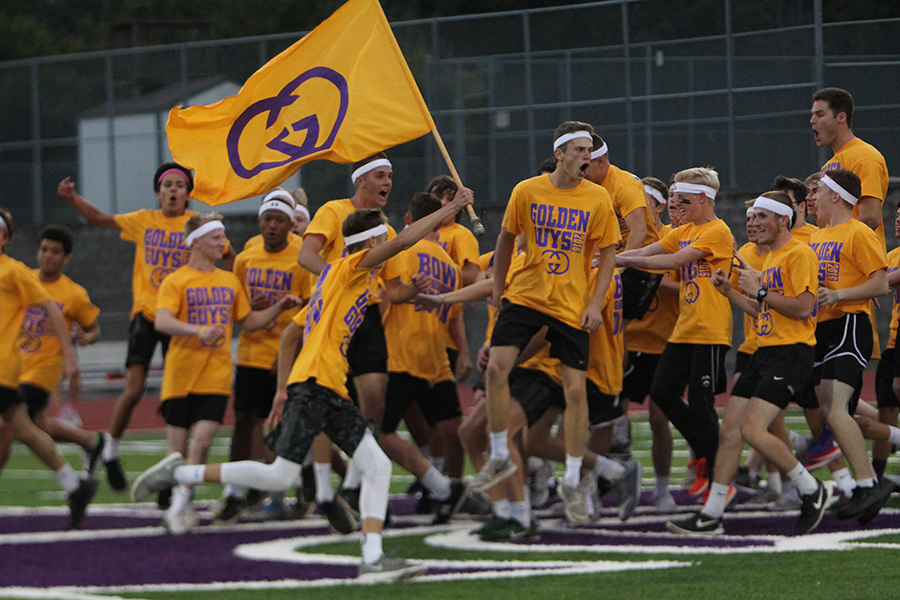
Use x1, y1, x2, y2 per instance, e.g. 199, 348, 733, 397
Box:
543, 250, 570, 275
612, 272, 624, 335
246, 267, 294, 331
809, 241, 842, 283
18, 301, 62, 353
757, 266, 785, 337
416, 253, 458, 323
144, 229, 190, 288
530, 203, 589, 255
186, 286, 235, 348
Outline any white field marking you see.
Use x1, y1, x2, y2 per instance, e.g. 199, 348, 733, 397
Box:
425, 515, 900, 555
0, 589, 142, 600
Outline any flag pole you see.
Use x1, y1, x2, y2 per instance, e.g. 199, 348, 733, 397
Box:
430, 127, 485, 237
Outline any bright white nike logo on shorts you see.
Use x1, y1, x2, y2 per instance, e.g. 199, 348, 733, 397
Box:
773, 376, 784, 381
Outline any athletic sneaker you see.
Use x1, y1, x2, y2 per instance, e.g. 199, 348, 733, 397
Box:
245, 498, 292, 522
617, 459, 643, 521
479, 518, 539, 541
300, 463, 316, 504
688, 458, 709, 496
105, 457, 128, 493
339, 486, 361, 516
771, 484, 802, 511
357, 554, 427, 582
163, 503, 198, 535
473, 515, 508, 536
157, 488, 172, 510
789, 429, 811, 462
214, 495, 245, 524
652, 489, 678, 512
529, 459, 555, 508
130, 452, 185, 502
459, 491, 492, 516
68, 477, 98, 529
666, 511, 724, 535
470, 457, 517, 492
802, 427, 842, 471
433, 479, 467, 525
294, 487, 314, 519
320, 499, 355, 534
559, 477, 592, 525
681, 458, 698, 492
795, 480, 835, 534
838, 479, 894, 521
743, 486, 780, 506
83, 433, 105, 478
857, 477, 896, 525
733, 466, 760, 491
702, 485, 737, 511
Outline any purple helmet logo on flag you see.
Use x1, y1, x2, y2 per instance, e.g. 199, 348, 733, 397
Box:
227, 66, 349, 179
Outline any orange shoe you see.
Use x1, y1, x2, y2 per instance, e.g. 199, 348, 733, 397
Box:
688, 458, 709, 496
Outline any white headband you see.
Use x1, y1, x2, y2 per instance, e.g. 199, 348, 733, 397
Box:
820, 173, 859, 206
185, 220, 225, 247
752, 197, 793, 218
295, 205, 310, 221
351, 159, 392, 183
344, 223, 388, 247
262, 189, 296, 208
671, 181, 718, 200
553, 131, 593, 151
590, 142, 608, 160
643, 185, 665, 206
258, 200, 295, 220
746, 206, 756, 216
0, 214, 6, 232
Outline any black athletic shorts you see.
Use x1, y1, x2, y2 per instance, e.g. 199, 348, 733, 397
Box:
491, 301, 589, 371
794, 383, 820, 410
18, 384, 50, 419
619, 267, 663, 321
875, 347, 900, 409
382, 373, 462, 433
587, 379, 622, 426
233, 366, 277, 419
346, 304, 388, 376
621, 350, 662, 405
730, 344, 815, 410
0, 385, 24, 415
266, 379, 373, 464
510, 367, 566, 427
814, 313, 872, 392
126, 313, 171, 368
734, 351, 753, 376
159, 394, 228, 428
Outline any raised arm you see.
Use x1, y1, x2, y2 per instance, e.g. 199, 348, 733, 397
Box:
297, 234, 328, 276
57, 177, 119, 229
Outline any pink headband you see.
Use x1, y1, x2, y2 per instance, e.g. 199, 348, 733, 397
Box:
157, 168, 190, 185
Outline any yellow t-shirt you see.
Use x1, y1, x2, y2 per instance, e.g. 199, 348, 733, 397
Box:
156, 266, 251, 400
0, 256, 53, 389
822, 137, 889, 250
602, 164, 660, 252
888, 248, 900, 349
382, 239, 461, 383
114, 209, 197, 320
484, 251, 526, 347
243, 231, 302, 251
624, 224, 679, 355
519, 346, 563, 387
587, 269, 624, 395
755, 238, 819, 348
733, 242, 770, 355
501, 174, 620, 329
791, 222, 819, 246
809, 219, 887, 323
289, 252, 378, 400
19, 272, 100, 393
233, 238, 312, 370
438, 222, 480, 271
658, 219, 734, 346
303, 199, 397, 265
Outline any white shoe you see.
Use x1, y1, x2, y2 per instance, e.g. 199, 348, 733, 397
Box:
616, 459, 643, 521
358, 554, 427, 582
131, 452, 185, 502
560, 476, 593, 525
652, 489, 678, 513
163, 503, 198, 535
470, 457, 517, 492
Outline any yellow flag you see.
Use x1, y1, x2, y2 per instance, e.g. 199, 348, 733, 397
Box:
166, 0, 435, 205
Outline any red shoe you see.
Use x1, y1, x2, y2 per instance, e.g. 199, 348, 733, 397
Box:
688, 458, 709, 496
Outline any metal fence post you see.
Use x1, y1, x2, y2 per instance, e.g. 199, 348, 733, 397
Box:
622, 0, 634, 172
523, 12, 536, 173
725, 0, 737, 188
30, 61, 43, 223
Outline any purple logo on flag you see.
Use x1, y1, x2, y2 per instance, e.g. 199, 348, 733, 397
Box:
227, 67, 349, 178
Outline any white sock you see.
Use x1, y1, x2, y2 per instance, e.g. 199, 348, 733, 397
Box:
343, 458, 362, 490
655, 475, 670, 497
314, 463, 335, 503
856, 477, 876, 489
564, 455, 583, 488
490, 431, 509, 461
702, 482, 730, 518
170, 485, 192, 513
421, 466, 451, 501
528, 457, 544, 472
432, 456, 446, 474
352, 431, 391, 521
493, 498, 511, 520
768, 472, 782, 495
832, 467, 855, 496
613, 415, 630, 445
174, 464, 205, 486
592, 456, 625, 482
361, 533, 383, 565
510, 500, 531, 527
786, 463, 818, 496
888, 425, 900, 447
102, 433, 119, 461
55, 464, 80, 494
223, 484, 243, 499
